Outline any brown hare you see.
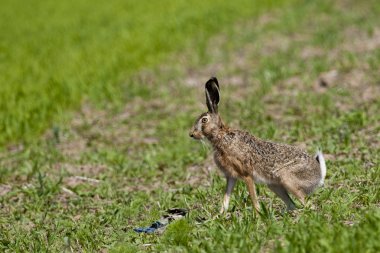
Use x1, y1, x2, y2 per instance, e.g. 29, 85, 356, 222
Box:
189, 77, 326, 213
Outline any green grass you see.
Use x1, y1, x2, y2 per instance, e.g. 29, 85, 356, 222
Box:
0, 0, 286, 146
1, 0, 380, 252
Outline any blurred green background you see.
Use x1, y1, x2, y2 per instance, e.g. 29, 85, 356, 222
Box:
0, 0, 286, 146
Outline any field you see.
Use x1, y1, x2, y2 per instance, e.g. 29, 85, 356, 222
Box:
0, 0, 284, 146
1, 0, 380, 252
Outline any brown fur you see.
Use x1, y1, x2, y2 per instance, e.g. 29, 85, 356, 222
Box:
189, 77, 326, 213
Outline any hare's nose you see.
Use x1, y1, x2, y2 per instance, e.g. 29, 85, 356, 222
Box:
189, 132, 194, 138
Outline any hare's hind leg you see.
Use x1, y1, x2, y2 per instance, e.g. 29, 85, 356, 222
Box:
220, 176, 236, 213
243, 176, 260, 213
268, 184, 296, 211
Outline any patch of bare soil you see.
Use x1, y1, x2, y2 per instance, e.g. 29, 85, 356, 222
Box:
263, 75, 305, 123
315, 68, 380, 110
300, 27, 380, 60
315, 68, 375, 102
0, 184, 11, 197
63, 175, 100, 188
52, 96, 166, 161
122, 156, 216, 193
266, 22, 380, 124
186, 155, 215, 187
342, 27, 380, 54
300, 46, 325, 60
55, 163, 107, 177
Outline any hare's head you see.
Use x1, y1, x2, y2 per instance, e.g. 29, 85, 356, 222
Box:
189, 77, 224, 140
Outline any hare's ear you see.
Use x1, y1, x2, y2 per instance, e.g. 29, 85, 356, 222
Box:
205, 77, 220, 113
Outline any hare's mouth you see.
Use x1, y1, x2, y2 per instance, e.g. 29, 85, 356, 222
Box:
189, 132, 203, 140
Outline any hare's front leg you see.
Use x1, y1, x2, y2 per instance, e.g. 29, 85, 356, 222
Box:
220, 176, 236, 213
243, 176, 260, 213
268, 184, 296, 211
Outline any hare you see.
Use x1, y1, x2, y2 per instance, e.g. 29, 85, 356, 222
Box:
189, 77, 327, 213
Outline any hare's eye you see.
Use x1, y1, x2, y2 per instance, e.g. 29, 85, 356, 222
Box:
201, 117, 208, 123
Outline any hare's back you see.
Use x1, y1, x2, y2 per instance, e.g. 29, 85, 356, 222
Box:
236, 131, 320, 175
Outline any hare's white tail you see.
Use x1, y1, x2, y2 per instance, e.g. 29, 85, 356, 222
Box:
315, 151, 327, 186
